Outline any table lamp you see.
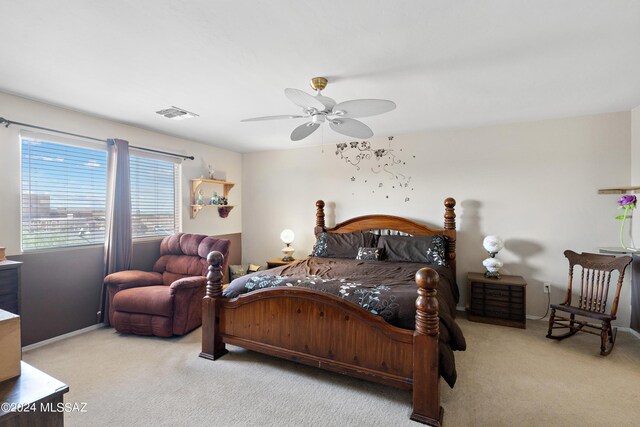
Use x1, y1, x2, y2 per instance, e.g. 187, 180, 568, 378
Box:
280, 229, 295, 261
482, 235, 504, 279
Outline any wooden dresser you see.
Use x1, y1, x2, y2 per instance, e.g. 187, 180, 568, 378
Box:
467, 272, 527, 329
0, 261, 22, 315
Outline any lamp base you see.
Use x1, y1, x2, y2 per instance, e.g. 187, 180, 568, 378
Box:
281, 246, 294, 262
484, 271, 502, 279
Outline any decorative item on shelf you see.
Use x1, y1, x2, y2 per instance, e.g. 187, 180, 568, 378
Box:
616, 194, 637, 251
208, 164, 215, 180
482, 235, 504, 279
218, 206, 231, 219
0, 247, 5, 262
190, 178, 236, 219
195, 190, 205, 206
280, 229, 295, 261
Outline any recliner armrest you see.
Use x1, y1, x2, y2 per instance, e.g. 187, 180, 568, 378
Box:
170, 276, 207, 292
104, 270, 163, 289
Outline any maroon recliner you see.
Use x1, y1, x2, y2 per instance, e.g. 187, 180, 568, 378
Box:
104, 233, 230, 337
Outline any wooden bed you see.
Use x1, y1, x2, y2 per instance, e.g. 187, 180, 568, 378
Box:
200, 198, 457, 426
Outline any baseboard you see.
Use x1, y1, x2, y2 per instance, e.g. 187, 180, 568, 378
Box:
22, 323, 107, 352
618, 327, 640, 340
456, 306, 549, 321
456, 306, 640, 340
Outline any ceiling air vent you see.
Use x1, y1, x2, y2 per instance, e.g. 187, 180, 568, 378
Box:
155, 106, 199, 120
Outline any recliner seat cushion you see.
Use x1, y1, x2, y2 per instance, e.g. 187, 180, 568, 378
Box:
113, 286, 173, 317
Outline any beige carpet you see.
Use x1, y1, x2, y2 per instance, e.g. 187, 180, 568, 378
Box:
23, 318, 640, 427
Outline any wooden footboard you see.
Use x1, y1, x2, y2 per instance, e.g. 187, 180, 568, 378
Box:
201, 253, 443, 426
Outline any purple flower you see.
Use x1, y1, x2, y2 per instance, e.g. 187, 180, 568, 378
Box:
617, 195, 637, 208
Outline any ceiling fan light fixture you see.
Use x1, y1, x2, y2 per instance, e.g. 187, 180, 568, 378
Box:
242, 77, 395, 141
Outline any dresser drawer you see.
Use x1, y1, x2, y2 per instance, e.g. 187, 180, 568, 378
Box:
0, 269, 18, 283
0, 262, 22, 315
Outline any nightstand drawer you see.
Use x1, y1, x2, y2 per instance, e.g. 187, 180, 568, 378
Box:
472, 298, 524, 311
470, 304, 525, 317
471, 286, 524, 303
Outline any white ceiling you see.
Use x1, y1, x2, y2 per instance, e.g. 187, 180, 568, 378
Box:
1, 1, 639, 153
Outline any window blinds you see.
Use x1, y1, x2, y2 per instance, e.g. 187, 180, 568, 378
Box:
21, 134, 180, 251
21, 138, 107, 250
129, 154, 179, 239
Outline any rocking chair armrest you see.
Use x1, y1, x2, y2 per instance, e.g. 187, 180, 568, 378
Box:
104, 270, 163, 289
170, 276, 207, 292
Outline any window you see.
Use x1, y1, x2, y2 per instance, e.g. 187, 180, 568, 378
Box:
21, 134, 180, 251
21, 137, 107, 251
130, 154, 179, 239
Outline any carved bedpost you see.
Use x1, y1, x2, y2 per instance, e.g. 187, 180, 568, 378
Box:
199, 251, 228, 360
444, 197, 457, 277
411, 268, 442, 426
314, 200, 326, 236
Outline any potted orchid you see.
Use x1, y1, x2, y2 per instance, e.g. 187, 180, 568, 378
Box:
615, 195, 637, 251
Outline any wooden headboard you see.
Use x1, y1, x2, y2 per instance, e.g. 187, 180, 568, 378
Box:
313, 198, 457, 276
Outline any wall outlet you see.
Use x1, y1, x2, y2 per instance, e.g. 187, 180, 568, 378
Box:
543, 283, 551, 294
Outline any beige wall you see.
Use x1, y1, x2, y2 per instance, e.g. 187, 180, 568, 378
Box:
0, 92, 242, 255
242, 112, 632, 325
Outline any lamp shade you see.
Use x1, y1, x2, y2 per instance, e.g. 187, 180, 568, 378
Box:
280, 229, 295, 244
482, 235, 504, 253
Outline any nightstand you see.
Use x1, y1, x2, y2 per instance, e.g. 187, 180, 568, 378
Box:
467, 272, 527, 329
266, 258, 298, 269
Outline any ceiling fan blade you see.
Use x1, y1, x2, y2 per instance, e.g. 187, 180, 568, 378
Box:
329, 118, 374, 139
332, 99, 396, 118
290, 122, 320, 141
315, 93, 336, 110
285, 88, 326, 111
241, 114, 305, 122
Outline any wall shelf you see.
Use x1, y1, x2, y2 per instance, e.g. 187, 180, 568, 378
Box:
597, 186, 640, 194
190, 179, 236, 218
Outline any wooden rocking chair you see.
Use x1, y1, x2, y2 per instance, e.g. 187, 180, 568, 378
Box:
546, 250, 632, 355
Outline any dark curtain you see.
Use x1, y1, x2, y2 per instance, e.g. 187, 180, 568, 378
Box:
98, 138, 132, 324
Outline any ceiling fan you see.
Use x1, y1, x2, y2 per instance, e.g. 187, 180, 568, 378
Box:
241, 77, 396, 141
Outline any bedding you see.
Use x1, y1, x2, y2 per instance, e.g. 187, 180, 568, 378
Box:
224, 256, 466, 387
311, 231, 378, 258
378, 234, 447, 265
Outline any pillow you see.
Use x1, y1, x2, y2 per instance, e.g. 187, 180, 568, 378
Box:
228, 264, 247, 282
378, 235, 447, 265
356, 247, 381, 261
248, 263, 264, 274
311, 232, 378, 258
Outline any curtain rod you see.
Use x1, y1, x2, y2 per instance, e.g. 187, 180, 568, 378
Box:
0, 117, 195, 161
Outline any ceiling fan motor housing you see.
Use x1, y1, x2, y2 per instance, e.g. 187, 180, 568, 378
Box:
311, 114, 326, 124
